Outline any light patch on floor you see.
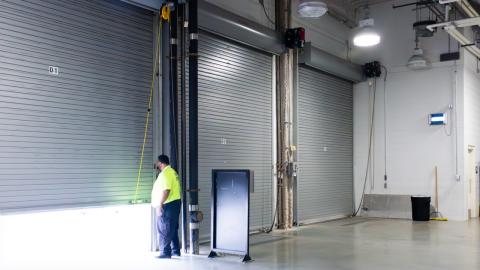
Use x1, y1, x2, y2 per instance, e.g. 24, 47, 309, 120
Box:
0, 205, 152, 270
1, 214, 480, 270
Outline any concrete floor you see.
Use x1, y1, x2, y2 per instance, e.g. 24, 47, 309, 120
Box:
1, 217, 479, 270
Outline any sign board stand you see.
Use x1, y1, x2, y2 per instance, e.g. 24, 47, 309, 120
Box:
208, 170, 252, 263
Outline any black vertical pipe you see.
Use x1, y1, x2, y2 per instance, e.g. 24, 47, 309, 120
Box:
161, 19, 171, 163
169, 3, 179, 171
179, 2, 188, 254
188, 0, 200, 254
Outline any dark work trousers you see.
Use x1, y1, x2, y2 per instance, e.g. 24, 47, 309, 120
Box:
157, 199, 181, 256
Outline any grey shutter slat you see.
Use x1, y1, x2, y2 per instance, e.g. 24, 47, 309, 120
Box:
297, 66, 353, 222
0, 0, 155, 212
192, 33, 273, 239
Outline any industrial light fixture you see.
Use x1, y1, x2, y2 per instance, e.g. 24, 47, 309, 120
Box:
353, 18, 381, 47
297, 0, 328, 18
353, 6, 381, 47
407, 37, 430, 70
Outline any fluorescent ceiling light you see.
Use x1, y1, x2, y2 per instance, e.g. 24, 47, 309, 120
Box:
297, 0, 328, 18
353, 18, 381, 47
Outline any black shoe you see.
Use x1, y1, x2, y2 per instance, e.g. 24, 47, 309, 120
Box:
156, 254, 171, 259
172, 251, 181, 257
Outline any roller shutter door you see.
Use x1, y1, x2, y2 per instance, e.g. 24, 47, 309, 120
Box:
0, 0, 155, 212
196, 33, 274, 238
297, 66, 353, 222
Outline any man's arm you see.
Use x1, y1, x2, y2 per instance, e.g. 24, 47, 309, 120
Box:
160, 189, 170, 205
156, 189, 170, 216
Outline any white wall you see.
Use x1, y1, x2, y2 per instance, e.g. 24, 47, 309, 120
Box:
354, 65, 466, 220
463, 31, 480, 218
352, 0, 468, 220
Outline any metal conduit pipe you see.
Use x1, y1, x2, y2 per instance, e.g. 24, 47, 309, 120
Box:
178, 2, 189, 255
188, 0, 201, 255
170, 2, 179, 171
161, 19, 171, 165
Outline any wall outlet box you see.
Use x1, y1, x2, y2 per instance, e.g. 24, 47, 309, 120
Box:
455, 175, 461, 181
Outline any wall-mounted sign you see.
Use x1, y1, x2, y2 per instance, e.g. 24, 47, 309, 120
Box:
429, 113, 447, 126
48, 66, 59, 76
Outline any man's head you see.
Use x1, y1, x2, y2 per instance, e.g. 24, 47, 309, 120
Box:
156, 155, 170, 171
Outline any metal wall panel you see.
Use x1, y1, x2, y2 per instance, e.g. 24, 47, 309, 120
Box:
297, 66, 353, 222
0, 0, 155, 212
196, 33, 273, 239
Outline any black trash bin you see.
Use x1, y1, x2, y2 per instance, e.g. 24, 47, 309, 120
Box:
411, 196, 431, 221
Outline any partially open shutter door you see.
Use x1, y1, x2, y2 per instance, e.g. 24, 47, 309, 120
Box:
0, 0, 155, 212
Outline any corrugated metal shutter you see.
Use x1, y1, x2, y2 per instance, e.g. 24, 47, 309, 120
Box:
0, 0, 155, 212
297, 66, 353, 222
197, 33, 274, 238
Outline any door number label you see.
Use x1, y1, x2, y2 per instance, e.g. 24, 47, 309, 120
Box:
48, 66, 59, 75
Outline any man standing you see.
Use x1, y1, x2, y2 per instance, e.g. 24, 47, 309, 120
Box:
151, 155, 182, 259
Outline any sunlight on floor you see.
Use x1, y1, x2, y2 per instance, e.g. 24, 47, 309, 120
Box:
0, 205, 152, 270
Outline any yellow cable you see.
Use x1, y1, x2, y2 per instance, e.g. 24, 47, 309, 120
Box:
133, 17, 162, 203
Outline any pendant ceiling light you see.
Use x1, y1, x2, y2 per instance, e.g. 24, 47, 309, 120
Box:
353, 6, 381, 47
407, 37, 430, 70
297, 0, 328, 18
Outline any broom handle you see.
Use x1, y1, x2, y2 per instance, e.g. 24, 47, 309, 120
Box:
435, 166, 439, 211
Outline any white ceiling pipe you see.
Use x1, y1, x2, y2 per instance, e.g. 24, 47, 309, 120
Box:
456, 0, 479, 17
426, 17, 480, 31
445, 27, 480, 58
427, 1, 480, 59
427, 18, 480, 59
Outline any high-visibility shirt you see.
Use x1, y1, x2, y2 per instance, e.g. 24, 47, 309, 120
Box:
151, 165, 181, 208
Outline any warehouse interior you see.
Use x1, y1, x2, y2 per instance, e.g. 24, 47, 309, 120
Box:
1, 0, 480, 269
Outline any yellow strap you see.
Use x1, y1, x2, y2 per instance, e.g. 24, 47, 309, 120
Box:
161, 6, 170, 22
133, 18, 162, 203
